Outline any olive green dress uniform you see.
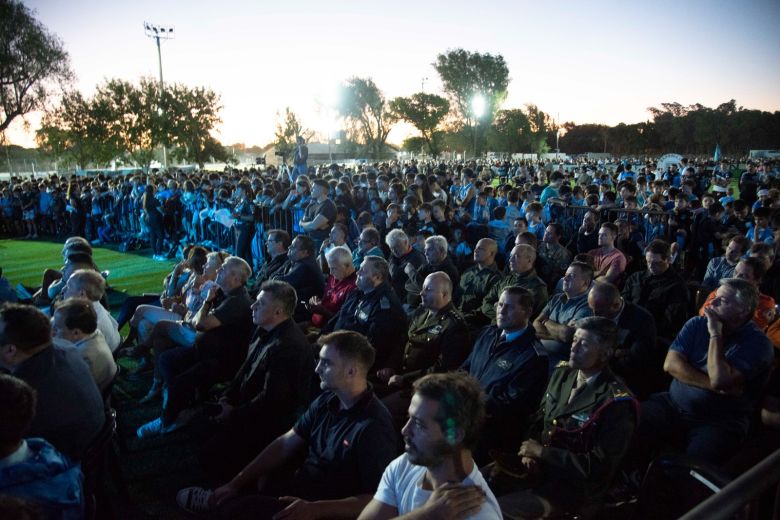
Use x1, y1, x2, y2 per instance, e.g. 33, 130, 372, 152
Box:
396, 302, 472, 385
457, 263, 502, 328
481, 269, 549, 323
506, 361, 638, 515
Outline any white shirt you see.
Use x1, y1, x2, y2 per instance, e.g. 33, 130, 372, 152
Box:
374, 454, 503, 519
93, 301, 121, 352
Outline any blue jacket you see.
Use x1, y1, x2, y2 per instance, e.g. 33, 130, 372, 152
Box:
0, 438, 84, 520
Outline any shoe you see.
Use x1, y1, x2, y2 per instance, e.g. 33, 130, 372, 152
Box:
176, 486, 214, 514
136, 417, 180, 439
139, 381, 162, 403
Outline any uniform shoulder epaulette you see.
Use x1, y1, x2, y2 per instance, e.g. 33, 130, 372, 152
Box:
608, 380, 634, 398
555, 360, 569, 368
380, 296, 391, 310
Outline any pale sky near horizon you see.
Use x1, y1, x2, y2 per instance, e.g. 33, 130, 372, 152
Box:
6, 0, 780, 149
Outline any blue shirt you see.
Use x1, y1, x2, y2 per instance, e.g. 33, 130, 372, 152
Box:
669, 317, 773, 428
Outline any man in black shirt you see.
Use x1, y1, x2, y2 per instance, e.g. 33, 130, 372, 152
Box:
277, 235, 325, 321
301, 179, 337, 251
198, 280, 315, 481
137, 256, 255, 438
250, 229, 290, 295
176, 330, 399, 520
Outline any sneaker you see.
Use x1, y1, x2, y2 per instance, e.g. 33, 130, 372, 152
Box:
176, 486, 214, 514
136, 417, 180, 439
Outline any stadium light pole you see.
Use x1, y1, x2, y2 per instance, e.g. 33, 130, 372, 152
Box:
144, 22, 175, 169
472, 94, 486, 159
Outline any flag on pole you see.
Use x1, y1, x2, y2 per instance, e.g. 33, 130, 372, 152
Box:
713, 144, 721, 162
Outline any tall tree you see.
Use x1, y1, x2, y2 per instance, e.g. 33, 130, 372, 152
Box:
273, 108, 312, 160
96, 78, 163, 171
389, 93, 450, 156
165, 83, 225, 168
336, 77, 396, 159
0, 0, 73, 133
433, 49, 510, 156
35, 90, 117, 169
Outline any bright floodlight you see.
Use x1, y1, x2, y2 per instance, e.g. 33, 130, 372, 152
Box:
144, 22, 175, 39
472, 94, 486, 119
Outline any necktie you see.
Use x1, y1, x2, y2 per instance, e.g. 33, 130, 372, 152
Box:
567, 371, 588, 404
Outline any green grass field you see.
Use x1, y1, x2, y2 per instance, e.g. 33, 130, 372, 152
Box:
0, 238, 174, 297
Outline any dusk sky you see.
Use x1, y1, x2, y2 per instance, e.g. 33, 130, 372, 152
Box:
7, 0, 780, 148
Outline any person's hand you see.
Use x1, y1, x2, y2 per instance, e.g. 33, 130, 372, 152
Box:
521, 456, 540, 474
518, 439, 543, 459
210, 482, 239, 507
272, 497, 317, 520
161, 297, 175, 310
388, 375, 404, 387
212, 401, 234, 423
421, 483, 486, 520
404, 263, 416, 277
376, 367, 395, 382
703, 305, 724, 337
206, 284, 220, 303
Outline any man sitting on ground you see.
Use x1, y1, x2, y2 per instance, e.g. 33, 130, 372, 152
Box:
176, 330, 399, 520
358, 372, 502, 520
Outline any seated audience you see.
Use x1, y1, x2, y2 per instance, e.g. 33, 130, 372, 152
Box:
404, 235, 460, 308
0, 304, 104, 460
385, 228, 426, 301
277, 235, 325, 321
251, 229, 290, 291
481, 244, 549, 322
490, 317, 638, 519
136, 256, 254, 437
587, 222, 627, 285
457, 238, 502, 328
352, 227, 385, 270
638, 278, 774, 464
699, 256, 776, 329
700, 234, 750, 290
358, 372, 502, 520
326, 256, 408, 375
533, 261, 593, 366
0, 374, 84, 520
462, 286, 549, 464
52, 298, 117, 391
622, 239, 689, 339
60, 268, 121, 352
307, 246, 358, 329
176, 330, 399, 520
198, 281, 314, 482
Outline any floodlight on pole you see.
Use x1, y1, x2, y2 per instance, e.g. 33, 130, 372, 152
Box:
471, 94, 486, 159
144, 22, 175, 169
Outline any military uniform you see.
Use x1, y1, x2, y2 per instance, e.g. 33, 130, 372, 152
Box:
329, 281, 408, 373
481, 269, 549, 323
499, 362, 638, 516
457, 263, 502, 327
397, 302, 472, 385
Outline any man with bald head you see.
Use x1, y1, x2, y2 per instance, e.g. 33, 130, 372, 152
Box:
458, 238, 502, 328
481, 244, 549, 323
588, 281, 661, 398
378, 272, 471, 401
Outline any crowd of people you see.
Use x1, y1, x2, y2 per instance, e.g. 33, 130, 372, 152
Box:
1, 152, 779, 519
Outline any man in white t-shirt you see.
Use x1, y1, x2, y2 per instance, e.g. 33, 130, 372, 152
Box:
358, 372, 502, 520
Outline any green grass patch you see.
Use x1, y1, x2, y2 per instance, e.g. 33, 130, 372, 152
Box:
0, 239, 173, 297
